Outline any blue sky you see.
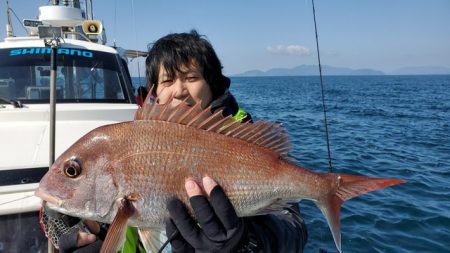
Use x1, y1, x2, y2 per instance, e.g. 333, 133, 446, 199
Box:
1, 0, 449, 76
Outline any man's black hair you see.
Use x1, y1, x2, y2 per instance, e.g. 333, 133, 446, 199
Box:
145, 30, 230, 100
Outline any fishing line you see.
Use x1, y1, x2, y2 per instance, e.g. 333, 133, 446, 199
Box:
311, 0, 333, 172
157, 230, 179, 253
131, 0, 143, 86
113, 0, 117, 47
7, 6, 28, 34
0, 194, 36, 206
90, 0, 94, 19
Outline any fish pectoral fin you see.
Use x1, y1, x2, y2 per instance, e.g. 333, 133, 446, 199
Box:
100, 198, 135, 253
138, 227, 168, 253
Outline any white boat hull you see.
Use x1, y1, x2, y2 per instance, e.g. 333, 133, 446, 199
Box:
0, 103, 138, 215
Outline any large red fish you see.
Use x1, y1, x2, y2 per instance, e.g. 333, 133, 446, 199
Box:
36, 99, 405, 252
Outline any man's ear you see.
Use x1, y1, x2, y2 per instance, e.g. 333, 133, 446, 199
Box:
222, 75, 231, 89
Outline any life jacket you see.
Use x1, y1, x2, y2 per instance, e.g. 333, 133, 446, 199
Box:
119, 227, 145, 253
210, 89, 252, 123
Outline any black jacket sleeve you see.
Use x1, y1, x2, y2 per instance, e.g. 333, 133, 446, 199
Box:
237, 205, 307, 253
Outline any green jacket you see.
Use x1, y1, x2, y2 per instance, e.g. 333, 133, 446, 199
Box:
119, 227, 145, 253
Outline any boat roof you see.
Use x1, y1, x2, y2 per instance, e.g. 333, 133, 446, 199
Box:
0, 36, 119, 54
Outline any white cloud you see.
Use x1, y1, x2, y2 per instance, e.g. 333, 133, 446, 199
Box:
266, 44, 311, 56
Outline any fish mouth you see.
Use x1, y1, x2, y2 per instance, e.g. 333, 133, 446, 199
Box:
35, 189, 62, 207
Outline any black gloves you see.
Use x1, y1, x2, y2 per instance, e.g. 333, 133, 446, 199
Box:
57, 221, 107, 253
58, 229, 103, 253
40, 206, 105, 253
166, 184, 246, 253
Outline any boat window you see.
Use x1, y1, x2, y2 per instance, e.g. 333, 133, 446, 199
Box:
0, 47, 132, 103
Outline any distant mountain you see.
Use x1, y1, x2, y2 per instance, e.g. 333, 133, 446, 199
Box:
390, 66, 450, 75
234, 65, 385, 76
235, 69, 266, 76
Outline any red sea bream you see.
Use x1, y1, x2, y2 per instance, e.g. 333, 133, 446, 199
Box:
36, 98, 405, 252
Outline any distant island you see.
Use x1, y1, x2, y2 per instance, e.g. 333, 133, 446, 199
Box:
233, 64, 450, 77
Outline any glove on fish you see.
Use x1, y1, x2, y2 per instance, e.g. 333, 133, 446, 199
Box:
58, 229, 103, 253
166, 185, 247, 253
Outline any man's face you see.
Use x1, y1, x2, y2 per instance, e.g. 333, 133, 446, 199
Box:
155, 64, 213, 109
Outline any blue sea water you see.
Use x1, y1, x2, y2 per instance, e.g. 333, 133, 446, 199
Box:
133, 75, 450, 252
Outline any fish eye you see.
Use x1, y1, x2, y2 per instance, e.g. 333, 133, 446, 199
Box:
64, 158, 82, 178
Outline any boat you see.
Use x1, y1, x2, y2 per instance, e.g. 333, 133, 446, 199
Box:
0, 0, 146, 251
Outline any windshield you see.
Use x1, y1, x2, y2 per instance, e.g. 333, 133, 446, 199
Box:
0, 47, 133, 103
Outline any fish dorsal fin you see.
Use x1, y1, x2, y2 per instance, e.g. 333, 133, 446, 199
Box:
135, 97, 293, 159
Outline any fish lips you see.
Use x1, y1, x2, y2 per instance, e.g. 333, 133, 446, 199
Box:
35, 188, 63, 207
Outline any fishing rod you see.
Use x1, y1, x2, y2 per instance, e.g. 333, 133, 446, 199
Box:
311, 0, 333, 172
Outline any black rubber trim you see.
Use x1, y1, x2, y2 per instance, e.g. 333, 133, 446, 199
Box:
0, 167, 48, 186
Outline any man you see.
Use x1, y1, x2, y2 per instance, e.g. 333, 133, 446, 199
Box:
58, 30, 307, 253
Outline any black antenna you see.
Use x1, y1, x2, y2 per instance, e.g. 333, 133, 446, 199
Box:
312, 0, 333, 172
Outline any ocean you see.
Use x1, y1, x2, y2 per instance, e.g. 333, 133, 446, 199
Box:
133, 75, 450, 252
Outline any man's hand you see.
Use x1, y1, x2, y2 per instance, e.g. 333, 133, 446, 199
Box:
165, 176, 246, 253
58, 220, 103, 253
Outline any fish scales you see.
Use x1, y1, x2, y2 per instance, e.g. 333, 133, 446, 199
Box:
36, 100, 405, 252
102, 120, 306, 226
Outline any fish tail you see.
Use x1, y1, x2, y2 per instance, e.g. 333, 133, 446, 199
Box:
315, 174, 405, 253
